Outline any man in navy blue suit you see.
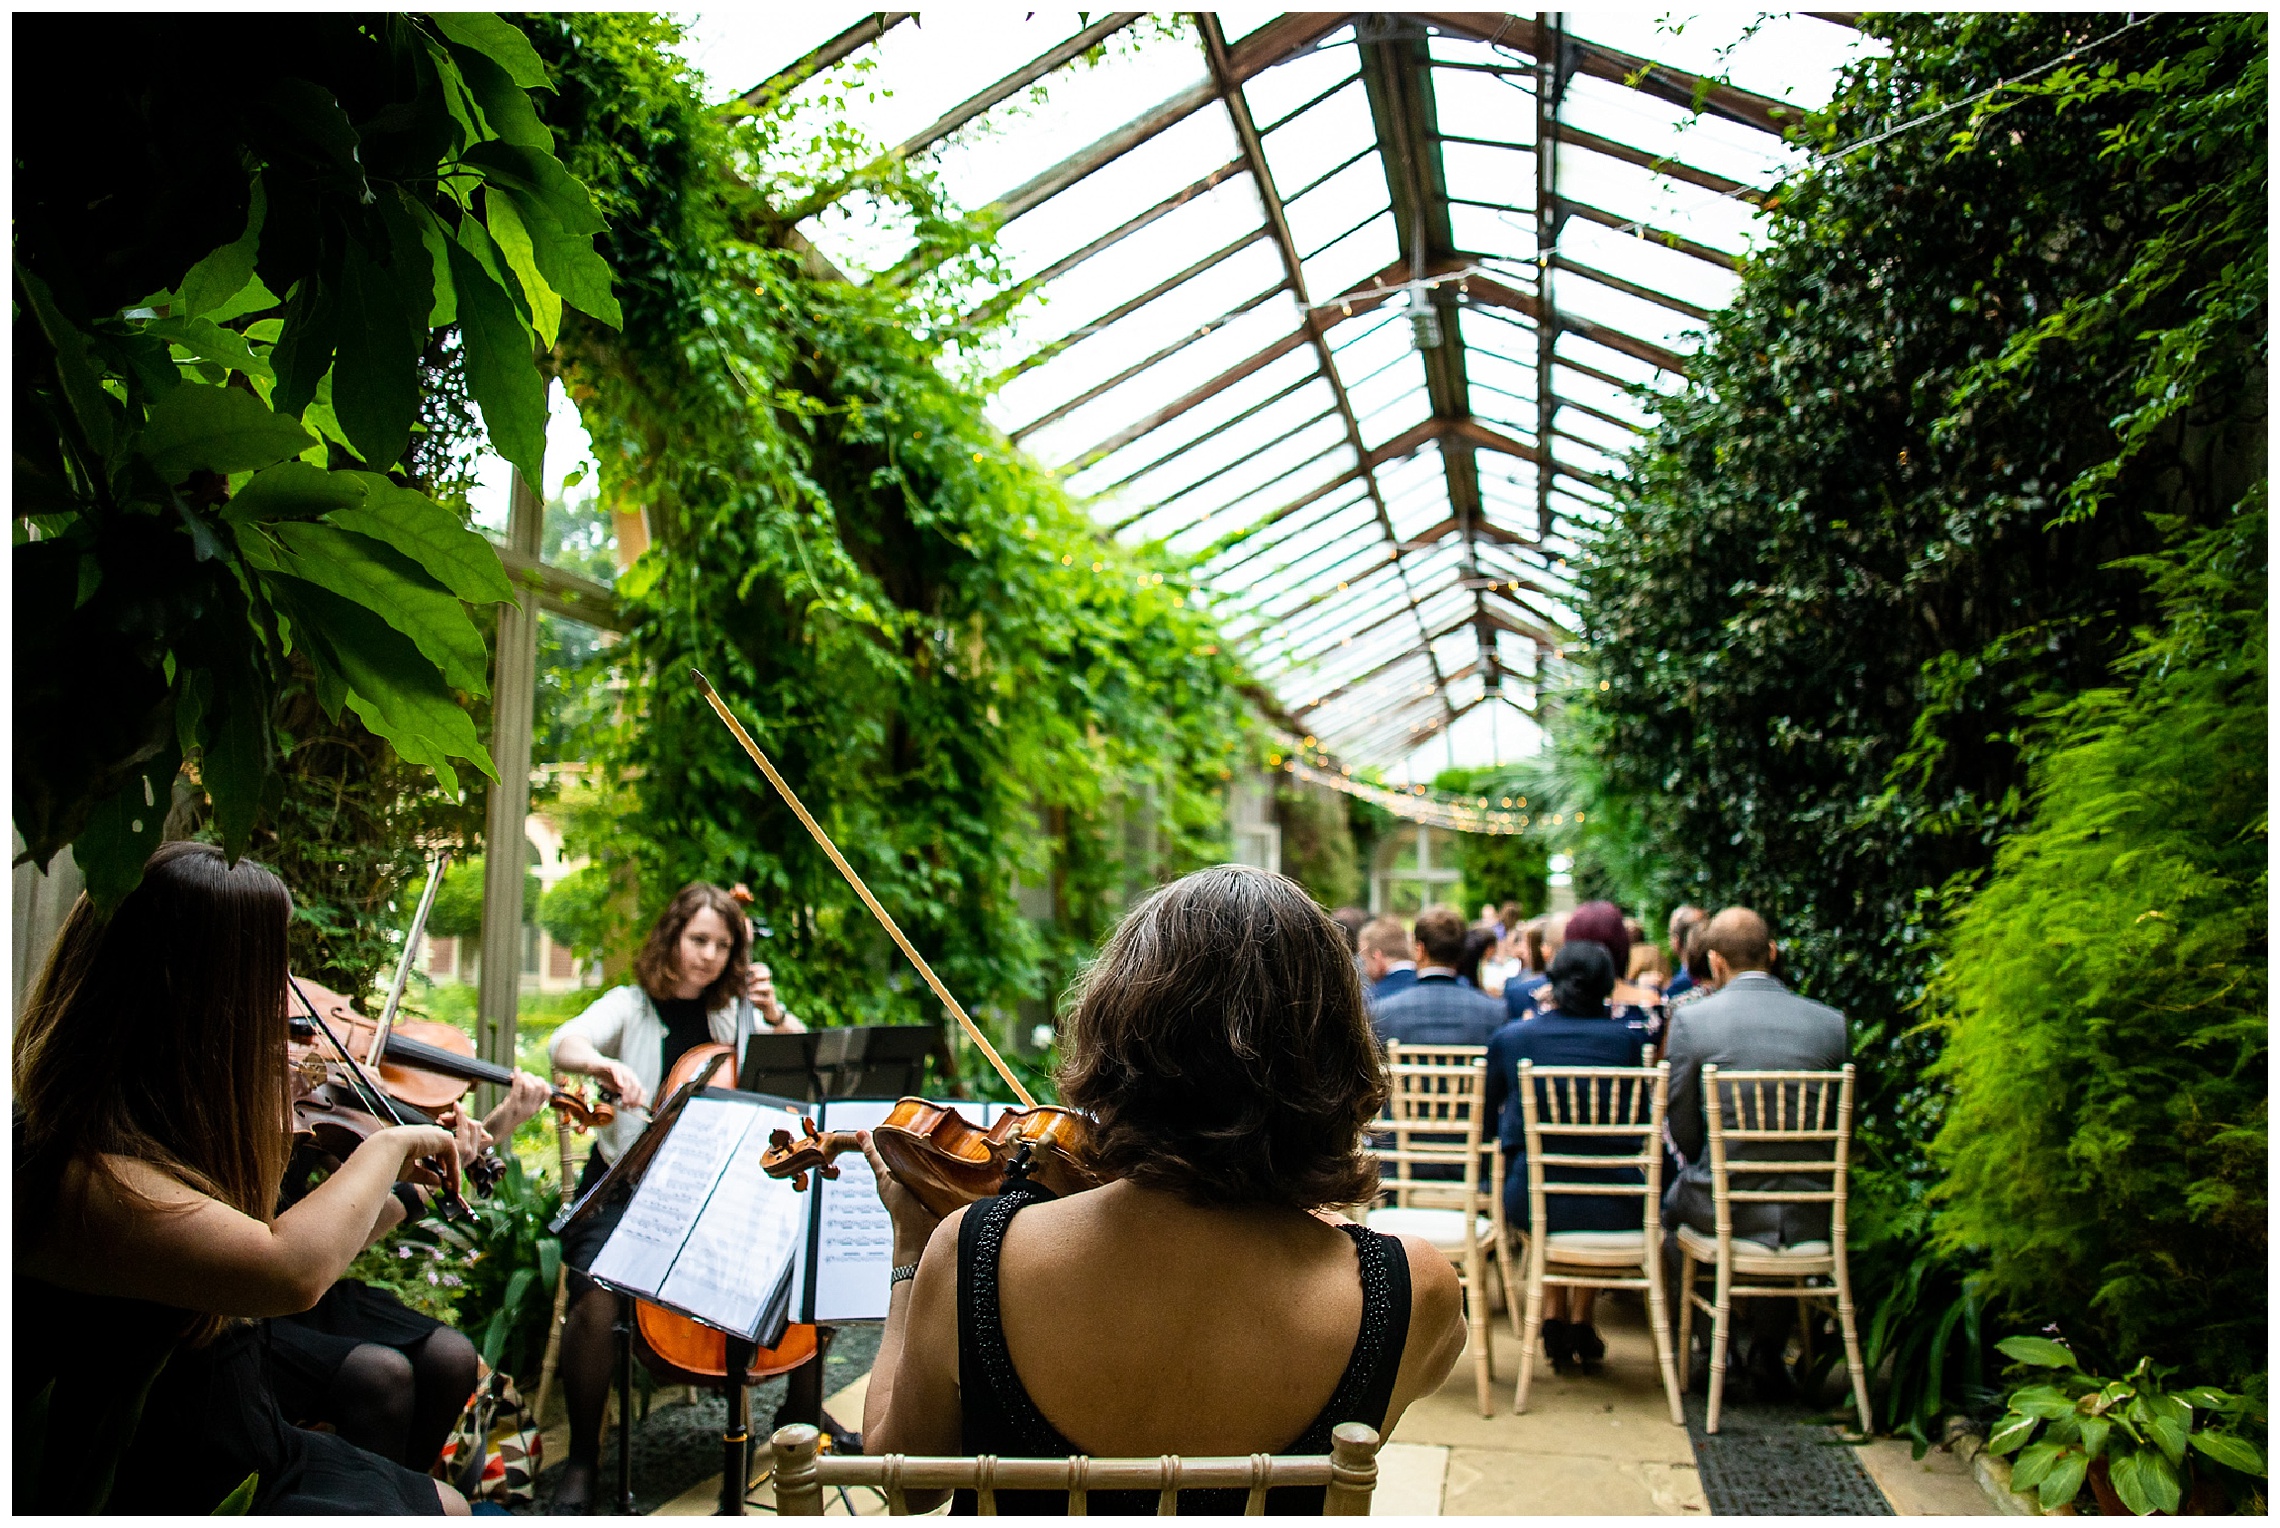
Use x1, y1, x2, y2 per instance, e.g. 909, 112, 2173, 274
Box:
1359, 916, 1417, 1004
1372, 906, 1506, 1047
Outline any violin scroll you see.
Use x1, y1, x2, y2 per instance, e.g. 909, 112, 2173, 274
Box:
761, 1119, 861, 1192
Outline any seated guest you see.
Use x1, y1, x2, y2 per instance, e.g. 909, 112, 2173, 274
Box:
14, 842, 468, 1514
1480, 942, 1651, 1369
1564, 901, 1661, 1022
1331, 906, 1370, 959
1372, 906, 1507, 1047
1662, 907, 1847, 1396
1455, 925, 1498, 990
1662, 905, 1707, 1003
859, 866, 1465, 1513
1503, 913, 1565, 1019
1358, 916, 1417, 1003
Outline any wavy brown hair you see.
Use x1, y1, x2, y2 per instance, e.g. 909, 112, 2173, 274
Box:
632, 881, 750, 1010
1057, 865, 1386, 1210
14, 841, 294, 1344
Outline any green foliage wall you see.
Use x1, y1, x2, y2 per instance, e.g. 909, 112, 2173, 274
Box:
1571, 12, 2266, 1383
1926, 499, 2267, 1384
1575, 12, 2265, 1193
1276, 782, 1363, 910
524, 17, 1255, 1059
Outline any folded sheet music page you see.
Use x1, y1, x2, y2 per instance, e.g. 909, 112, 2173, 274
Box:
588, 1094, 808, 1339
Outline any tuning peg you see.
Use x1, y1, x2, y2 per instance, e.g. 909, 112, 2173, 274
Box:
769, 1127, 793, 1149
821, 1163, 841, 1180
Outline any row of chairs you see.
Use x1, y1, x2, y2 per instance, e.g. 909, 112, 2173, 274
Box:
768, 1050, 1871, 1516
1365, 1044, 1872, 1436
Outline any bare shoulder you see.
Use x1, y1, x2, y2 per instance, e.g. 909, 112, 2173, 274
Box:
1393, 1231, 1463, 1318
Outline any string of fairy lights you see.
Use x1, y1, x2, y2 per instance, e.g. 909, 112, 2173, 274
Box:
1270, 750, 1589, 838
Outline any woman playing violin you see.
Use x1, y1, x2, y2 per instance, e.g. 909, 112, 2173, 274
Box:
543, 880, 795, 1512
12, 842, 471, 1515
860, 864, 1466, 1514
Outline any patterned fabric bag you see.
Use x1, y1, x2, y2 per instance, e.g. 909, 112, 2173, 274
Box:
434, 1358, 542, 1506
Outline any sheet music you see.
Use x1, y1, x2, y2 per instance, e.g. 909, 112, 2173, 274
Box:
657, 1105, 807, 1334
810, 1099, 902, 1322
587, 1097, 755, 1296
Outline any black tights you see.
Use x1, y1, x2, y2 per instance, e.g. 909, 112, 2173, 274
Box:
329, 1327, 480, 1472
560, 1287, 622, 1472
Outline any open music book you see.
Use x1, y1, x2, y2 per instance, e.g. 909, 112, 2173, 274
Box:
585, 1092, 810, 1344
580, 1092, 1019, 1333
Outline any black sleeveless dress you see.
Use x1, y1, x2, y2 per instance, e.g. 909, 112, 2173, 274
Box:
955, 1188, 1412, 1515
15, 1277, 445, 1514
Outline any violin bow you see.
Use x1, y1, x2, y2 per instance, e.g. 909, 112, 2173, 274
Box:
691, 669, 1037, 1109
368, 851, 451, 1070
289, 976, 471, 1217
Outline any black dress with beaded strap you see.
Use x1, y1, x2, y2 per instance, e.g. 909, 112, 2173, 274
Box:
953, 1187, 1411, 1515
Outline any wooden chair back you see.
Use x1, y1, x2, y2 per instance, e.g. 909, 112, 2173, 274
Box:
1375, 1044, 1487, 1209
1514, 1061, 1669, 1233
769, 1422, 1381, 1516
1699, 1064, 1855, 1247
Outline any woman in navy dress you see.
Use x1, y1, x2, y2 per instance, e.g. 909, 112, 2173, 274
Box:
1481, 940, 1651, 1370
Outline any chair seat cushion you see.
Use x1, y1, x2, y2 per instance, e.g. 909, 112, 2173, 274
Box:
1674, 1223, 1834, 1271
1367, 1206, 1492, 1251
1536, 1230, 1647, 1267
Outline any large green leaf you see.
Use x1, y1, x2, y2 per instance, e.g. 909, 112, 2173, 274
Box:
138, 384, 316, 480
271, 273, 339, 417
2010, 1441, 2062, 1492
537, 1235, 561, 1289
1996, 1336, 2081, 1371
145, 315, 273, 382
2009, 1385, 2078, 1420
179, 181, 267, 320
246, 521, 491, 694
497, 185, 620, 329
329, 242, 422, 469
226, 461, 369, 522
74, 740, 184, 906
462, 141, 606, 235
2189, 1429, 2266, 1476
485, 194, 560, 348
2035, 1449, 2087, 1513
199, 657, 276, 862
282, 580, 495, 795
445, 36, 554, 151
443, 231, 546, 484
213, 1471, 260, 1514
426, 12, 551, 90
15, 260, 119, 459
329, 472, 512, 604
2132, 1394, 2192, 1465
259, 77, 362, 170
2109, 1450, 2182, 1515
1986, 1412, 2039, 1456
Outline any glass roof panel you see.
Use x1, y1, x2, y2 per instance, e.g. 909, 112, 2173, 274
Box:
1057, 346, 1320, 486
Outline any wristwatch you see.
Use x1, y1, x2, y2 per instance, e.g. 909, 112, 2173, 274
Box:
889, 1261, 920, 1288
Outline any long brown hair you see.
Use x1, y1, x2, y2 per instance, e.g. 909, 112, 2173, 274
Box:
1058, 865, 1386, 1211
14, 842, 295, 1339
632, 881, 750, 1010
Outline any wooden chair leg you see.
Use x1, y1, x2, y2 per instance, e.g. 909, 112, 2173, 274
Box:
1705, 1256, 1734, 1435
1643, 1249, 1685, 1427
1834, 1259, 1873, 1434
1465, 1242, 1493, 1417
1495, 1231, 1524, 1341
1676, 1251, 1697, 1386
1513, 1238, 1546, 1414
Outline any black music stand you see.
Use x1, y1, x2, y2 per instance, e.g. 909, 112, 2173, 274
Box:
741, 1030, 821, 1102
839, 1025, 932, 1098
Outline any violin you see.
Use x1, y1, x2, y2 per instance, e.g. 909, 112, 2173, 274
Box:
288, 976, 476, 1219
692, 671, 1101, 1215
761, 1098, 1096, 1217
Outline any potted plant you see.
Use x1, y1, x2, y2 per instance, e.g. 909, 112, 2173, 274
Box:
1984, 1336, 2267, 1514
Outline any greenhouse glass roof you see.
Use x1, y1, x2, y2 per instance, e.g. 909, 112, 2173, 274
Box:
679, 10, 1882, 776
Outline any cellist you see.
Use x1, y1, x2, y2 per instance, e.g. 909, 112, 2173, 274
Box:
542, 881, 795, 1512
12, 842, 471, 1515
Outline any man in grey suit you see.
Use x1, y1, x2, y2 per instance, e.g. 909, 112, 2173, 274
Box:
1371, 905, 1505, 1047
1661, 907, 1849, 1394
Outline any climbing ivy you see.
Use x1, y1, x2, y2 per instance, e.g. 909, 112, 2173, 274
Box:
523, 17, 1256, 1055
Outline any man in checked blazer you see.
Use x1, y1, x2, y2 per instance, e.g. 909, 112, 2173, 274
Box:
1661, 906, 1849, 1394
1371, 905, 1505, 1048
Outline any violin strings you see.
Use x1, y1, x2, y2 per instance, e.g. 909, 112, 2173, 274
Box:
691, 669, 1038, 1109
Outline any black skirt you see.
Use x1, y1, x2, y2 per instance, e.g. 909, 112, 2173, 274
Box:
268, 1278, 452, 1424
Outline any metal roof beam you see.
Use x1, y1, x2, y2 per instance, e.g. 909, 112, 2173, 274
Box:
1415, 12, 1807, 136
1559, 199, 1743, 272
998, 226, 1270, 387
724, 13, 914, 116
1551, 124, 1766, 203
1200, 13, 1457, 731
1551, 254, 1713, 321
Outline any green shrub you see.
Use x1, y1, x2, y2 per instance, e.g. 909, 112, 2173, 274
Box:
1926, 500, 2267, 1385
425, 855, 541, 941
1276, 782, 1361, 910
538, 863, 619, 964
